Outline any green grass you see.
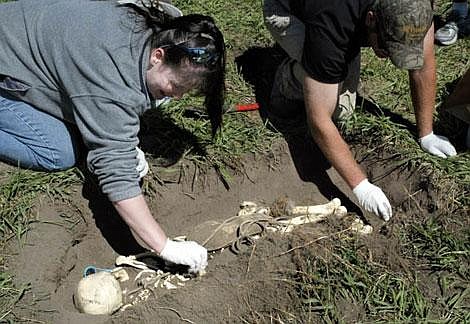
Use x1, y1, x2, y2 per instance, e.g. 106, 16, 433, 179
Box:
0, 169, 82, 243
0, 169, 81, 321
0, 271, 29, 323
405, 220, 469, 273
1, 0, 469, 322
297, 235, 470, 323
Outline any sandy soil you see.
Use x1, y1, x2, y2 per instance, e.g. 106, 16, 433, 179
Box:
5, 130, 462, 324
4, 140, 324, 323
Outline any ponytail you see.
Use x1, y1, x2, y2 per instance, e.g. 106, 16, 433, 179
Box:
122, 1, 226, 135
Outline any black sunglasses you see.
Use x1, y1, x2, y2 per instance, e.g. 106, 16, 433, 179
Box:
162, 44, 219, 66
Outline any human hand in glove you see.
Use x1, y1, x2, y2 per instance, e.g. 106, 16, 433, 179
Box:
159, 239, 208, 274
419, 132, 457, 158
135, 147, 149, 179
353, 179, 392, 221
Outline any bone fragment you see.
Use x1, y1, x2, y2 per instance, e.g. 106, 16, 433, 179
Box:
197, 269, 207, 277
115, 255, 150, 270
175, 274, 190, 282
111, 268, 129, 282
333, 205, 348, 217
237, 203, 270, 216
287, 198, 341, 216
134, 269, 156, 282
350, 218, 373, 235
265, 199, 348, 233
163, 281, 178, 289
240, 201, 258, 208
137, 289, 150, 301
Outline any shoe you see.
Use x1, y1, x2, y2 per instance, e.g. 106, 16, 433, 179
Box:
435, 10, 466, 45
435, 21, 459, 45
334, 90, 356, 123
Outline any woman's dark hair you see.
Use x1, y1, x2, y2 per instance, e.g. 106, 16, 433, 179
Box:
124, 1, 226, 136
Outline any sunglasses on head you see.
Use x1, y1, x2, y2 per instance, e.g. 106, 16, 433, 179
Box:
177, 45, 220, 66
162, 44, 219, 66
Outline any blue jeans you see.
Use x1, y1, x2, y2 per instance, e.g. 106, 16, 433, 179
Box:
0, 93, 81, 171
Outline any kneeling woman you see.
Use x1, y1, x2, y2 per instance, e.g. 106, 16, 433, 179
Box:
0, 0, 226, 273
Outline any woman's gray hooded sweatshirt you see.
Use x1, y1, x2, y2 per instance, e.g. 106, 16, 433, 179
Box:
0, 0, 154, 201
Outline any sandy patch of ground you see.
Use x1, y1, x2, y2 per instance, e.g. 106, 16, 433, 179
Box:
4, 136, 464, 323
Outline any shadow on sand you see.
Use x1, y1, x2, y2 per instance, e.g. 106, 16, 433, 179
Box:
235, 46, 363, 217
79, 108, 208, 256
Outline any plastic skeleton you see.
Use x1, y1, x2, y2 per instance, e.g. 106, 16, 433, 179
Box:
110, 255, 190, 312
125, 199, 372, 305
185, 198, 372, 253
74, 198, 372, 314
239, 197, 370, 233
273, 198, 372, 234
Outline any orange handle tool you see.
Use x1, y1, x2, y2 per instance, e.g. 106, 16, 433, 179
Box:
235, 103, 259, 112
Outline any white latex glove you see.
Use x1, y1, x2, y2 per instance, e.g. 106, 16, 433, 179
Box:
353, 179, 392, 221
135, 147, 149, 179
159, 239, 208, 274
419, 132, 457, 158
154, 96, 171, 108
